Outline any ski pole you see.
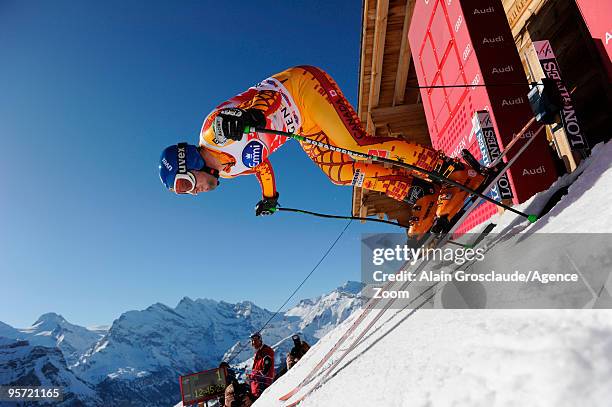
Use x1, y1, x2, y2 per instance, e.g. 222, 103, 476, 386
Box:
276, 207, 411, 229
247, 126, 539, 222
408, 81, 544, 90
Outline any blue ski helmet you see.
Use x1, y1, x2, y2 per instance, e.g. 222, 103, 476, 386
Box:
158, 143, 206, 191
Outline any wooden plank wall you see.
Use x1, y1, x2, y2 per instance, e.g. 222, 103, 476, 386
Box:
504, 0, 612, 168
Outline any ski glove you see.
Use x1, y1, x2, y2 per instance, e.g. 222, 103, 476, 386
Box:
255, 193, 279, 216
214, 108, 266, 143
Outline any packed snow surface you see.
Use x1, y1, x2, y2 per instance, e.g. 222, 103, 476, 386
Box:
251, 141, 612, 407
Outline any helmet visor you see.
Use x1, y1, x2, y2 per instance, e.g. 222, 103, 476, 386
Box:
173, 172, 197, 194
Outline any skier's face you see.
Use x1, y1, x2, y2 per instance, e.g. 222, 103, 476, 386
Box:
189, 170, 219, 194
250, 336, 262, 350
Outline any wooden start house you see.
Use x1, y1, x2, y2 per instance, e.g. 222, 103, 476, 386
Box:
353, 0, 611, 232
353, 0, 430, 228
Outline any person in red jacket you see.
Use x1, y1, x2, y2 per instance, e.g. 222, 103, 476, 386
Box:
249, 332, 275, 398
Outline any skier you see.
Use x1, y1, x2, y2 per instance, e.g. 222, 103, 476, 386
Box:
158, 65, 486, 237
249, 332, 275, 399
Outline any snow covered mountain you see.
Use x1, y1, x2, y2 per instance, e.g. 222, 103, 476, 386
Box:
0, 313, 105, 368
19, 313, 105, 366
0, 337, 99, 406
74, 283, 362, 383
0, 282, 363, 406
73, 282, 362, 406
254, 141, 612, 407
230, 281, 364, 372
287, 280, 363, 337
0, 322, 20, 339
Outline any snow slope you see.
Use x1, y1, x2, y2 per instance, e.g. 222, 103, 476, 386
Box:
254, 141, 612, 407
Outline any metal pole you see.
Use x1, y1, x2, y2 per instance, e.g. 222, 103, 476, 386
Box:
250, 125, 541, 221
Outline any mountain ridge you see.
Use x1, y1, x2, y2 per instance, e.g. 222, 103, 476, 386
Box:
1, 281, 364, 406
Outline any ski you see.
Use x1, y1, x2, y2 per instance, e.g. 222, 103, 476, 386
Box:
283, 200, 480, 406
283, 219, 469, 407
282, 122, 545, 406
278, 120, 543, 403
277, 259, 414, 401
447, 222, 497, 248
278, 121, 542, 403
468, 222, 498, 248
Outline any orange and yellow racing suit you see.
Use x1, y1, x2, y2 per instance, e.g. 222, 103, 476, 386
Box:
199, 66, 483, 229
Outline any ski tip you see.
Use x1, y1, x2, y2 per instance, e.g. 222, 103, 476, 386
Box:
527, 214, 538, 223
286, 395, 306, 407
279, 389, 298, 401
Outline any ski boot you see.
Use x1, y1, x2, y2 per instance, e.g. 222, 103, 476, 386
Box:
403, 179, 440, 241
433, 152, 487, 232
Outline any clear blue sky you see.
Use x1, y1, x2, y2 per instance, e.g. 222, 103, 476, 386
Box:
0, 0, 401, 328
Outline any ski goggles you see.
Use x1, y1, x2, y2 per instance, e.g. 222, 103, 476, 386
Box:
173, 171, 197, 194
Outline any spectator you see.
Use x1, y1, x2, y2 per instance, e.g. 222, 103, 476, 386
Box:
286, 334, 310, 370
219, 361, 236, 384
249, 332, 275, 398
224, 381, 253, 407
274, 334, 311, 381
218, 362, 236, 407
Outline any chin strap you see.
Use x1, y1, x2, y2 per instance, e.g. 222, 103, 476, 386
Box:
194, 146, 220, 179
200, 164, 219, 179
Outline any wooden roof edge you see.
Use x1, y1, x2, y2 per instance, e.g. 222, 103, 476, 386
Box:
367, 0, 390, 117
357, 0, 370, 119
393, 0, 415, 106
353, 0, 424, 224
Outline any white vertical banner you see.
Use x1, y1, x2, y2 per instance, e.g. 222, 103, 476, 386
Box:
473, 110, 514, 201
533, 40, 589, 153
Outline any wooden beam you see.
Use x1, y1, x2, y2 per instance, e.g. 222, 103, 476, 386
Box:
352, 187, 361, 217
366, 110, 375, 135
359, 190, 369, 219
393, 0, 415, 106
355, 0, 371, 219
366, 0, 389, 134
363, 193, 391, 206
370, 104, 425, 125
503, 0, 548, 38
357, 0, 371, 117
372, 104, 429, 143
